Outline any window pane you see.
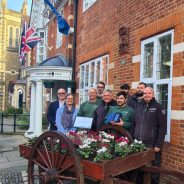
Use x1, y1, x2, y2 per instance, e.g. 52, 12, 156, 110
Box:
85, 65, 89, 87
80, 66, 84, 88
79, 55, 109, 104
143, 42, 153, 78
79, 90, 83, 104
156, 34, 171, 79
96, 61, 100, 84
84, 90, 88, 102
90, 62, 95, 87
156, 84, 168, 112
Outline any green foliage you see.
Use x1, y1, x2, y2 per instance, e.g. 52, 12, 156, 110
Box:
5, 106, 23, 114
130, 142, 146, 154
26, 137, 38, 146
17, 115, 29, 129
115, 144, 130, 157
77, 146, 95, 159
94, 148, 112, 162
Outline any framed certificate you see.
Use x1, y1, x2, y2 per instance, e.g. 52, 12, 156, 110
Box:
74, 116, 93, 129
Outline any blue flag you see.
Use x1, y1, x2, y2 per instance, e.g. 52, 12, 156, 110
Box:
44, 0, 70, 35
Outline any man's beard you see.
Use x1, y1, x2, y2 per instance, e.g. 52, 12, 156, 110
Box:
135, 92, 144, 98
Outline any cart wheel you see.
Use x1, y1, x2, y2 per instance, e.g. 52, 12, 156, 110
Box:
100, 124, 133, 143
28, 131, 84, 184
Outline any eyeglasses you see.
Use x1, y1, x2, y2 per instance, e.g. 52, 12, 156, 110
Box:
58, 92, 66, 95
97, 86, 105, 89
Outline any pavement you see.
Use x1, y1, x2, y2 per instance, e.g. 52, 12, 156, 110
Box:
0, 133, 28, 183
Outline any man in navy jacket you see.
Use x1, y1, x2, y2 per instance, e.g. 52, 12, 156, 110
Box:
47, 88, 66, 130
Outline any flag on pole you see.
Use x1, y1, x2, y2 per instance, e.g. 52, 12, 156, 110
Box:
44, 0, 70, 35
19, 20, 41, 65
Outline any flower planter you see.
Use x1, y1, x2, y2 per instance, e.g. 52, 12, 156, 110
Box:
19, 144, 154, 180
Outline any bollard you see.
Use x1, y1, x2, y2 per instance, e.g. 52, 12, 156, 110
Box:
1, 112, 3, 133
13, 113, 16, 133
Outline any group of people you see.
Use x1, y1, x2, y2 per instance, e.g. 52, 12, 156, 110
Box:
46, 81, 167, 184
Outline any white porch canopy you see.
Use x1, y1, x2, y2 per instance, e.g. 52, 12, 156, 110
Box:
24, 55, 72, 138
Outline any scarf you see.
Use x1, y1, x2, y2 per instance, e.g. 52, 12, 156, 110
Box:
61, 105, 75, 129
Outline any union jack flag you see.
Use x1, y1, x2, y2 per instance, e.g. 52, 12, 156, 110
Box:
19, 21, 41, 65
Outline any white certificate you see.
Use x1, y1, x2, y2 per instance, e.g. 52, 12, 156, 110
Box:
74, 116, 93, 129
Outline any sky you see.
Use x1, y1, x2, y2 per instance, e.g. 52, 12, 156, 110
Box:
7, 0, 32, 15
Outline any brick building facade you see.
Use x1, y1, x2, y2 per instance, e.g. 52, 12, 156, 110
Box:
75, 0, 184, 181
29, 0, 184, 181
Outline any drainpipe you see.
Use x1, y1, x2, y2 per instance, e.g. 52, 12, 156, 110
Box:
72, 0, 78, 81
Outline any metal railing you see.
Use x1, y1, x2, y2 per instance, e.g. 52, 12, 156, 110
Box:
0, 113, 30, 133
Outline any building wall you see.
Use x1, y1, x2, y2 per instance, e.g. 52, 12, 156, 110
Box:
0, 6, 22, 111
75, 0, 184, 181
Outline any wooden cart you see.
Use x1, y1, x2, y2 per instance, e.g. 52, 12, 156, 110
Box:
19, 125, 158, 184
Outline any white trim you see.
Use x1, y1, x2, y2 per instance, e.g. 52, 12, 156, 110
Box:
140, 30, 174, 142
79, 55, 109, 103
171, 110, 184, 120
172, 76, 184, 86
83, 0, 96, 12
131, 82, 139, 89
132, 55, 140, 63
173, 42, 184, 54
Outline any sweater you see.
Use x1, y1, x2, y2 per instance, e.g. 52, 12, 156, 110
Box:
104, 105, 134, 131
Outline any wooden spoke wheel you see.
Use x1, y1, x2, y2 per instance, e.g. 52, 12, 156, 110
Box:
28, 131, 84, 184
100, 124, 133, 143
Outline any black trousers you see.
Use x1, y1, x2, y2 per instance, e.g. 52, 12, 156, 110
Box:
49, 123, 57, 131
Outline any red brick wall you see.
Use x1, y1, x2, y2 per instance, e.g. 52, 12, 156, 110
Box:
76, 0, 184, 182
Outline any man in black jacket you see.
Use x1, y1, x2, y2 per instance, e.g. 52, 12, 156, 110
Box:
92, 89, 116, 131
133, 87, 167, 184
46, 88, 66, 130
128, 82, 146, 109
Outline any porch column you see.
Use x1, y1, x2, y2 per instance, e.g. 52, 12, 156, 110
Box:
34, 80, 43, 137
24, 82, 36, 138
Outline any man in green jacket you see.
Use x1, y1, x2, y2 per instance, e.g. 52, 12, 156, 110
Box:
104, 91, 134, 132
78, 88, 100, 118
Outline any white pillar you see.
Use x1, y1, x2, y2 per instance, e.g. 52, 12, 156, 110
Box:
34, 81, 43, 137
24, 82, 36, 138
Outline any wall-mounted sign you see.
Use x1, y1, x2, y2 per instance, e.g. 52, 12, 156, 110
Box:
119, 27, 129, 54
30, 71, 72, 81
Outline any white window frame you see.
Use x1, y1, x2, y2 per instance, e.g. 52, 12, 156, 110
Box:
79, 55, 109, 104
36, 30, 46, 64
83, 0, 96, 12
140, 30, 174, 142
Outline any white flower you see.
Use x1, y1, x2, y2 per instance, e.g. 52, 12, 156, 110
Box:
134, 139, 142, 144
118, 141, 127, 146
79, 144, 90, 149
102, 139, 110, 143
97, 147, 107, 153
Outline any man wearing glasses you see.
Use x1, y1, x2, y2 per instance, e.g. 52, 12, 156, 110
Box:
46, 88, 66, 130
96, 81, 105, 103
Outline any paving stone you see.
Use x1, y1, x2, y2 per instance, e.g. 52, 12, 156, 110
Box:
0, 170, 24, 184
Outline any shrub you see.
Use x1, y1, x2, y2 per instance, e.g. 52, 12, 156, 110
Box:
5, 106, 23, 114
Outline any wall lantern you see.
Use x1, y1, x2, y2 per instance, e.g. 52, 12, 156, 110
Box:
119, 27, 129, 54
